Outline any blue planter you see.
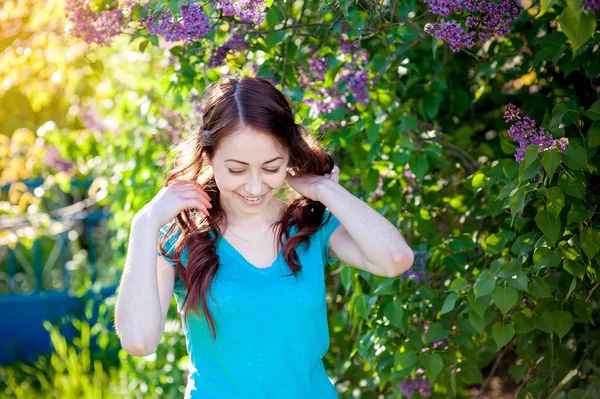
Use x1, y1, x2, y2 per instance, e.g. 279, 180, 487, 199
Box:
0, 285, 117, 365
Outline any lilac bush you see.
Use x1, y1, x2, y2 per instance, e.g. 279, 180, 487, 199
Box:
211, 0, 266, 25
208, 34, 247, 68
139, 3, 212, 44
424, 0, 519, 51
397, 368, 433, 398
504, 104, 568, 163
66, 0, 124, 46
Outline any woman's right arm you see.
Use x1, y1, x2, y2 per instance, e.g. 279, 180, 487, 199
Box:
114, 180, 213, 356
114, 210, 175, 356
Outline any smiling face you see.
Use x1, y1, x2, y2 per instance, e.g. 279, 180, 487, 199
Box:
206, 125, 290, 220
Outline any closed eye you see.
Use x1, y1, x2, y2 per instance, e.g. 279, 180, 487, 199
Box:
228, 168, 280, 175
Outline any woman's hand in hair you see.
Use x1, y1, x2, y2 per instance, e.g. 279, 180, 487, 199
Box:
138, 180, 213, 229
285, 165, 340, 202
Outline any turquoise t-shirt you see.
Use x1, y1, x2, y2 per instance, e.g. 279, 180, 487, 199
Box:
158, 209, 341, 399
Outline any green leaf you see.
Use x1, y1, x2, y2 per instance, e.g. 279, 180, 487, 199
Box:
588, 121, 600, 148
533, 247, 562, 271
583, 100, 600, 121
550, 103, 570, 133
537, 0, 558, 18
541, 187, 565, 217
524, 145, 540, 167
447, 277, 470, 292
467, 291, 490, 318
558, 170, 586, 199
506, 270, 529, 292
564, 259, 587, 280
566, 277, 577, 301
562, 141, 588, 170
529, 277, 552, 298
512, 310, 534, 334
541, 149, 560, 182
559, 8, 597, 55
510, 188, 526, 222
394, 349, 416, 371
552, 310, 574, 340
425, 322, 450, 345
535, 209, 562, 245
424, 354, 444, 383
383, 296, 406, 329
492, 322, 515, 349
441, 292, 458, 315
567, 205, 595, 226
459, 359, 483, 385
409, 154, 429, 181
580, 227, 600, 260
518, 158, 542, 184
468, 309, 490, 334
366, 124, 378, 145
534, 310, 554, 333
491, 286, 518, 316
474, 271, 496, 298
509, 363, 529, 384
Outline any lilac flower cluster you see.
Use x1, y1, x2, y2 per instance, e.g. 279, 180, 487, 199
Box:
423, 0, 519, 52
208, 34, 247, 68
337, 38, 370, 105
45, 146, 74, 172
504, 104, 568, 163
585, 0, 600, 10
403, 168, 418, 195
425, 21, 476, 52
211, 0, 266, 25
397, 368, 432, 397
402, 249, 426, 281
309, 58, 329, 81
301, 38, 371, 117
66, 0, 124, 46
139, 3, 212, 44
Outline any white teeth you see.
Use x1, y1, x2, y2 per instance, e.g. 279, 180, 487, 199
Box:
240, 194, 262, 201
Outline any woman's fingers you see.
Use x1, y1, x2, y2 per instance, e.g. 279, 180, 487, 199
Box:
181, 197, 211, 217
179, 188, 213, 208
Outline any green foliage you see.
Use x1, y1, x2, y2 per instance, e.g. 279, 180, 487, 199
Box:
3, 0, 600, 398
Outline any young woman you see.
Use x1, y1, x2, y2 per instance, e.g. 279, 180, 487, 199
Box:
114, 77, 414, 398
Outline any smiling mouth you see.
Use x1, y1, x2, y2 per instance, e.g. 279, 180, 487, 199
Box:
238, 193, 264, 202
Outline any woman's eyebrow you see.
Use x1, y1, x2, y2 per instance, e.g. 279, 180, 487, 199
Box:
224, 156, 283, 165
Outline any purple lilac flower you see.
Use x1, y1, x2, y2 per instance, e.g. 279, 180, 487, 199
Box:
584, 0, 600, 11
139, 3, 212, 44
66, 0, 123, 46
403, 249, 426, 281
423, 0, 462, 16
373, 168, 393, 199
403, 168, 417, 195
425, 21, 476, 52
208, 34, 247, 67
424, 0, 519, 51
302, 39, 372, 117
211, 0, 266, 25
504, 104, 568, 163
397, 369, 433, 398
45, 146, 74, 172
319, 121, 343, 135
309, 58, 329, 81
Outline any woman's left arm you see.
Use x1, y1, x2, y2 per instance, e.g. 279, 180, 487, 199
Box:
316, 178, 414, 277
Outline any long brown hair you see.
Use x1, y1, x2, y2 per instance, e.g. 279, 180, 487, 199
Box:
158, 77, 336, 340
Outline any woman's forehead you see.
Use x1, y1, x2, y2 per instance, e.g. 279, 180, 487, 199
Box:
216, 129, 288, 162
